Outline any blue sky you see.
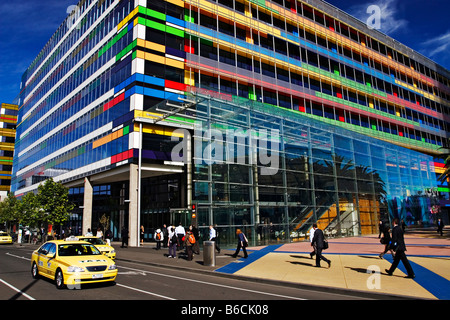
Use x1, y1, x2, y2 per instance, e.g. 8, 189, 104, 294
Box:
0, 0, 449, 104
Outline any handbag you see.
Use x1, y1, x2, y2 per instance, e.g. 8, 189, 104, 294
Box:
380, 237, 386, 245
388, 241, 397, 251
243, 234, 249, 247
323, 239, 329, 250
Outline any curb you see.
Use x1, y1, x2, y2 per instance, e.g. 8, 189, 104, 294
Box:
115, 255, 418, 300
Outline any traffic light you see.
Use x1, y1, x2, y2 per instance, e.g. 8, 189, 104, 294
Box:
191, 204, 197, 227
191, 204, 196, 219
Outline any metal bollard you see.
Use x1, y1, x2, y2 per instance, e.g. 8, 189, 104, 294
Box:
203, 241, 216, 266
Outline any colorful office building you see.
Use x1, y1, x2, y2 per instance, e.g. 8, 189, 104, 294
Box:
0, 103, 17, 201
12, 0, 449, 246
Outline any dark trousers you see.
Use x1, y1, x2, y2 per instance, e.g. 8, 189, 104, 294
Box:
177, 234, 184, 250
156, 240, 162, 250
315, 248, 330, 267
233, 241, 248, 258
388, 250, 415, 276
211, 237, 220, 252
185, 245, 193, 261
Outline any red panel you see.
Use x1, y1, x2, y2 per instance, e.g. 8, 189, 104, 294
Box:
103, 92, 125, 112
165, 80, 186, 91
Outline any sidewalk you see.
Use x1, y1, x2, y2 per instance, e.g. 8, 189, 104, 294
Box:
113, 227, 450, 300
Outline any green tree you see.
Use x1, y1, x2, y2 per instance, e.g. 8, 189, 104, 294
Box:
18, 192, 41, 228
37, 178, 75, 226
0, 193, 19, 233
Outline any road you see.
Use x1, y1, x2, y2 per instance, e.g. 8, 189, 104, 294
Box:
0, 244, 374, 314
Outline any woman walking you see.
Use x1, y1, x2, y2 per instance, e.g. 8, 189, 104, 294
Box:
232, 229, 248, 258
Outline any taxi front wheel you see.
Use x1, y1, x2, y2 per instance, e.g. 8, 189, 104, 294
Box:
31, 262, 39, 279
55, 269, 65, 289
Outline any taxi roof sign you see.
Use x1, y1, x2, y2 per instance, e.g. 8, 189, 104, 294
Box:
64, 236, 80, 241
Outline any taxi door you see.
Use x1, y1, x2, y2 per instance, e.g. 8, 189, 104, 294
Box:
40, 243, 57, 277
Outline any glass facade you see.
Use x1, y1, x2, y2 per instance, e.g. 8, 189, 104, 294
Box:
11, 0, 449, 246
0, 103, 17, 200
149, 93, 438, 246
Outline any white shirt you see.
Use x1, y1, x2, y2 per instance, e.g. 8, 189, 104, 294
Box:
209, 228, 217, 240
175, 225, 185, 235
309, 228, 315, 243
154, 229, 164, 241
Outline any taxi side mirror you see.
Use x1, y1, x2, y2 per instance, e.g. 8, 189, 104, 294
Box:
46, 253, 55, 259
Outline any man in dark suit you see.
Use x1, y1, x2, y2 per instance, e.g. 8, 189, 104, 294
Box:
385, 218, 415, 279
311, 224, 331, 268
437, 218, 445, 236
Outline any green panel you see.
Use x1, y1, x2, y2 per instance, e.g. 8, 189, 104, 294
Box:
145, 19, 166, 32
166, 25, 184, 37
146, 8, 166, 21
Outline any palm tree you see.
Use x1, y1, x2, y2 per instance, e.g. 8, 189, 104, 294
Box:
437, 139, 450, 183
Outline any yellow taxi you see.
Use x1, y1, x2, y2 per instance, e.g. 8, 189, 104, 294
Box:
31, 236, 118, 289
0, 231, 13, 244
78, 236, 116, 260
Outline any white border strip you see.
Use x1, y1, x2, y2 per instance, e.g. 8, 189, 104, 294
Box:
0, 279, 36, 301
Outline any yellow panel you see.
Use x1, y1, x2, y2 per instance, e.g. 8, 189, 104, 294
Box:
145, 52, 165, 64
185, 70, 195, 86
165, 0, 184, 7
136, 50, 146, 59
165, 57, 184, 69
142, 124, 185, 137
145, 40, 165, 53
136, 38, 146, 48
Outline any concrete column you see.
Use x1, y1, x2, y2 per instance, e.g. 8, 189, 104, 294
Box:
128, 164, 139, 247
82, 177, 93, 236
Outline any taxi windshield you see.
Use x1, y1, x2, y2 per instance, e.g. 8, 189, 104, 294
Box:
81, 238, 105, 245
58, 243, 101, 256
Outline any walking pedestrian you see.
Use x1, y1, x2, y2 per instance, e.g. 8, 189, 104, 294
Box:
232, 229, 248, 258
140, 225, 144, 246
96, 227, 103, 240
437, 218, 445, 236
175, 223, 186, 251
309, 226, 316, 259
379, 224, 394, 259
168, 227, 177, 258
162, 224, 168, 248
190, 225, 200, 255
311, 224, 331, 268
184, 230, 195, 261
154, 228, 164, 250
385, 218, 415, 279
378, 220, 384, 238
121, 226, 128, 248
209, 225, 221, 253
105, 228, 113, 245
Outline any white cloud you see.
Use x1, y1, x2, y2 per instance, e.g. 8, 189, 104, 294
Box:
420, 31, 450, 58
346, 0, 409, 35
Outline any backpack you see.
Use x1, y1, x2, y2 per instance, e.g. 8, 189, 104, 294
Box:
188, 233, 196, 244
171, 233, 178, 244
156, 232, 161, 241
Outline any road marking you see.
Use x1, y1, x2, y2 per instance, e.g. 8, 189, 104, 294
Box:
6, 252, 30, 261
115, 283, 176, 300
118, 264, 306, 300
0, 279, 35, 300
118, 271, 147, 276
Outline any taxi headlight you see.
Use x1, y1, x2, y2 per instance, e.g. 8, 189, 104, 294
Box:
110, 250, 115, 253
108, 264, 117, 270
67, 266, 85, 273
